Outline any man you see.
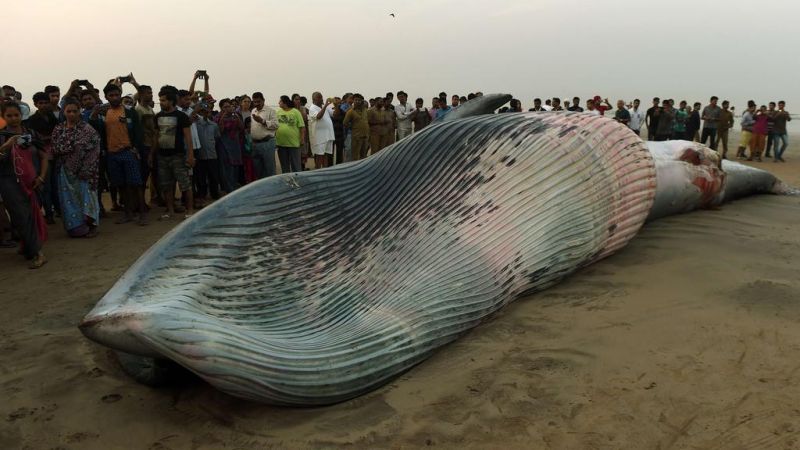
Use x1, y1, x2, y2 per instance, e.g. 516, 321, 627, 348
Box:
384, 97, 398, 144
250, 92, 279, 178
90, 82, 147, 225
44, 85, 62, 122
716, 100, 735, 159
593, 96, 612, 116
154, 86, 195, 219
132, 81, 157, 206
384, 92, 395, 111
645, 97, 661, 141
343, 94, 370, 161
614, 100, 631, 127
308, 92, 335, 169
338, 93, 353, 162
551, 98, 564, 111
435, 99, 452, 120
451, 95, 460, 109
25, 92, 60, 223
673, 101, 689, 140
410, 97, 431, 132
177, 89, 201, 157
736, 101, 756, 159
438, 92, 447, 107
655, 99, 675, 141
14, 91, 32, 120
80, 90, 97, 122
687, 102, 701, 141
765, 102, 777, 158
3, 86, 29, 119
194, 103, 222, 200
529, 98, 546, 112
628, 99, 645, 136
368, 97, 392, 154
395, 91, 414, 140
699, 97, 721, 149
543, 99, 553, 111
585, 99, 600, 116
568, 96, 583, 112
772, 101, 791, 162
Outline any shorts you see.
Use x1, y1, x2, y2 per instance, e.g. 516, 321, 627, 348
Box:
158, 153, 192, 193
739, 130, 753, 147
312, 140, 334, 156
107, 148, 143, 187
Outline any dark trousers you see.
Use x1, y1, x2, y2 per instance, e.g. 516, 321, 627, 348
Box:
219, 160, 240, 194
0, 176, 40, 259
766, 133, 776, 156
195, 158, 221, 199
277, 146, 302, 173
334, 135, 345, 165
647, 127, 658, 141
655, 134, 671, 142
700, 128, 717, 150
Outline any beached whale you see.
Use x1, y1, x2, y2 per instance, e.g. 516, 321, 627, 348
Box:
79, 98, 792, 405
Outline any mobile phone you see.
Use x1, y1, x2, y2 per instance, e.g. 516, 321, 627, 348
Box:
197, 70, 207, 79
78, 79, 89, 85
119, 75, 131, 83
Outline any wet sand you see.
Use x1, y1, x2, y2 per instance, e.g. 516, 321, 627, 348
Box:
1, 134, 799, 449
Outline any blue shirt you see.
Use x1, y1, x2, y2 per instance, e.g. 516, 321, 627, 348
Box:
435, 105, 452, 120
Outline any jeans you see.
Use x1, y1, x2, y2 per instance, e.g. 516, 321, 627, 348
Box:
343, 133, 352, 162
252, 138, 277, 179
277, 146, 302, 173
773, 133, 789, 160
700, 128, 717, 150
764, 132, 777, 156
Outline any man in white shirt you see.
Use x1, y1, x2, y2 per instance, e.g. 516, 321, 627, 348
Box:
177, 89, 201, 155
394, 91, 413, 140
250, 92, 279, 178
308, 92, 335, 169
629, 99, 645, 136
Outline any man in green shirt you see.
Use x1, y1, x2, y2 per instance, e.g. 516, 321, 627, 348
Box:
343, 94, 370, 161
276, 95, 305, 173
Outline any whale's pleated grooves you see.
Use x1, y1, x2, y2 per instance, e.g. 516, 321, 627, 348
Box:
80, 113, 657, 405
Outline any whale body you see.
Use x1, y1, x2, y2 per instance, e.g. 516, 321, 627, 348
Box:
79, 102, 791, 406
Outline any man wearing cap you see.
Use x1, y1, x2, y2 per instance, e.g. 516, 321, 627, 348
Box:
593, 96, 613, 116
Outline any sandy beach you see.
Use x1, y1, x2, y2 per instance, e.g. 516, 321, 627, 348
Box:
1, 132, 799, 449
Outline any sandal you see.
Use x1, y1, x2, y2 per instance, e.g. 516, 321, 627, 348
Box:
183, 213, 194, 220
29, 254, 48, 269
158, 214, 171, 221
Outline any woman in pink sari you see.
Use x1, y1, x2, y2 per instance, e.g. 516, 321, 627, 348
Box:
0, 102, 48, 268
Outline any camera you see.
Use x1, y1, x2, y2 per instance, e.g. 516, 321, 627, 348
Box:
118, 75, 131, 83
18, 134, 32, 148
197, 70, 207, 79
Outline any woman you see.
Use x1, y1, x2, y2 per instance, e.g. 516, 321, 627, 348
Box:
292, 94, 310, 170
749, 105, 769, 162
276, 95, 305, 173
237, 95, 255, 184
215, 99, 244, 193
673, 101, 689, 140
51, 99, 101, 238
0, 102, 48, 268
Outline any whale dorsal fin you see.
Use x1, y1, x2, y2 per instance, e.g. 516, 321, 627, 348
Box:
437, 93, 513, 123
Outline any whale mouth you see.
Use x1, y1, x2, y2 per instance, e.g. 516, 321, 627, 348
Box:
80, 309, 160, 358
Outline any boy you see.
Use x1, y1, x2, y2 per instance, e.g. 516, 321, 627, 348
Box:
153, 86, 195, 220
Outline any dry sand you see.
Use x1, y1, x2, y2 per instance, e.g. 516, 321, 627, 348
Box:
1, 133, 799, 450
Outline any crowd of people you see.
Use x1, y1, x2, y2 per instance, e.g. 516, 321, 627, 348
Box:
0, 72, 792, 269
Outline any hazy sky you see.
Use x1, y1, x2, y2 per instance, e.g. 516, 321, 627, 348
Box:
7, 0, 800, 110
